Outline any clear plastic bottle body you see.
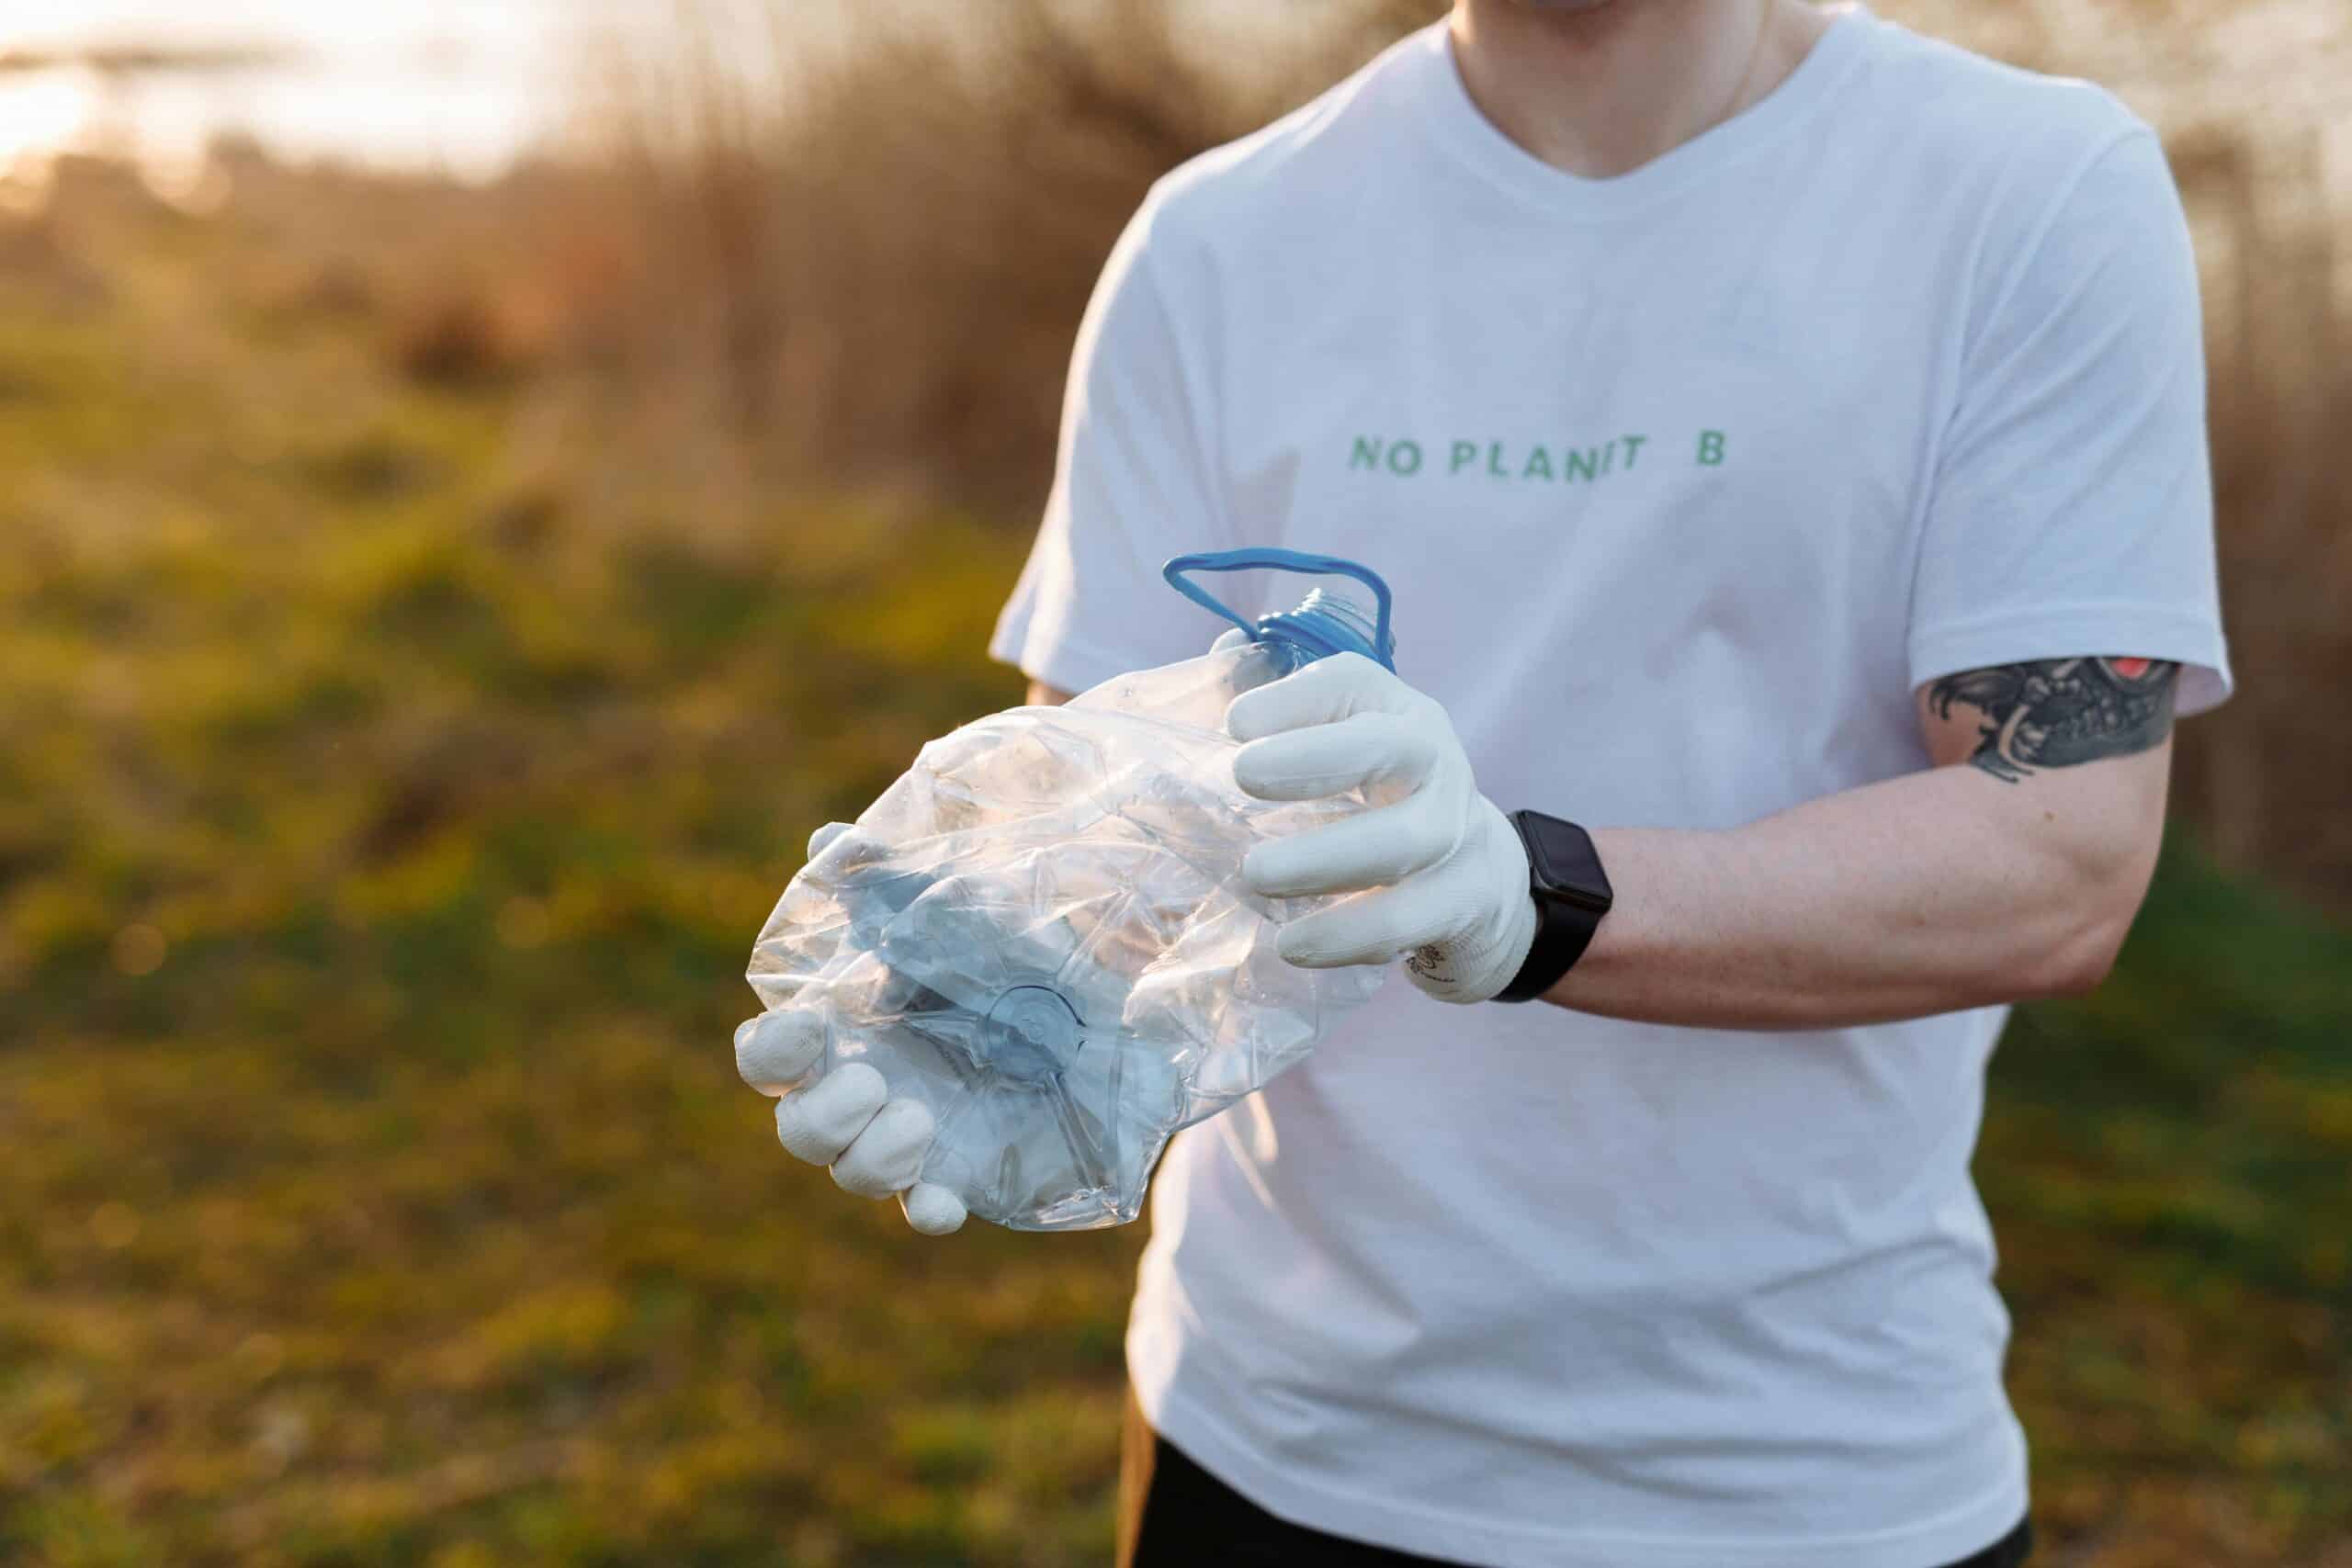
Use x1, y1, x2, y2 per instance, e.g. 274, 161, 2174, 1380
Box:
748, 635, 1384, 1229
1064, 637, 1295, 729
749, 558, 1396, 1231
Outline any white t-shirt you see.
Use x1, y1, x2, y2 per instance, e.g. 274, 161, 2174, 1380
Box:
992, 10, 2231, 1567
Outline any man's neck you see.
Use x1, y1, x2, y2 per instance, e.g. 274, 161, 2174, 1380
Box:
1448, 0, 1838, 180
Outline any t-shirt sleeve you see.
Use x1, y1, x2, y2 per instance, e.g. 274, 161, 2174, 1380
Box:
989, 197, 1233, 695
1909, 129, 2233, 716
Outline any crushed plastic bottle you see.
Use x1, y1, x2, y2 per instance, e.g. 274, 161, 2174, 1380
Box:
746, 549, 1399, 1231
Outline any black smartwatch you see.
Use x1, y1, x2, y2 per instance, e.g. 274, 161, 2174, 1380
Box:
1494, 810, 1614, 1003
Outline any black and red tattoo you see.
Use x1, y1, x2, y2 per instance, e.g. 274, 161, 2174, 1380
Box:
1927, 657, 2180, 784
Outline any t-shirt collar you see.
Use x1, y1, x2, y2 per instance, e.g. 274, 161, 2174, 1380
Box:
1414, 4, 1874, 219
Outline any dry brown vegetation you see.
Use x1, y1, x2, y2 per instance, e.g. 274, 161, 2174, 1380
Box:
548, 1, 1446, 504
314, 0, 2352, 900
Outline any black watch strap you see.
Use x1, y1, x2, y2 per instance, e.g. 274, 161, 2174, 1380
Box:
1495, 811, 1613, 1004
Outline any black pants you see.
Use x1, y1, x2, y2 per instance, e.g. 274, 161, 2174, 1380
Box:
1125, 1430, 2033, 1568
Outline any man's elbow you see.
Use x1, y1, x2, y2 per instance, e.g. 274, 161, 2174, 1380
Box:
2025, 905, 2134, 998
2018, 841, 2161, 999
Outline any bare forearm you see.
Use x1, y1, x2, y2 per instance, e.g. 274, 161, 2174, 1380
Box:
1550, 750, 2169, 1029
1025, 680, 1075, 707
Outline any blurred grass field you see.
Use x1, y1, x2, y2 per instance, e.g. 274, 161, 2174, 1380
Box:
2, 129, 2350, 1568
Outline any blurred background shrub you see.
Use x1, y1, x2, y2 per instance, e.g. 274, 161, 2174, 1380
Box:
0, 2, 2346, 1563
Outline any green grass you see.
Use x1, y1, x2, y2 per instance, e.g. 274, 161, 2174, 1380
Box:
2, 170, 2347, 1567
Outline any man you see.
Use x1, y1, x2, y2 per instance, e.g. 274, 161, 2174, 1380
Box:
735, 0, 2230, 1562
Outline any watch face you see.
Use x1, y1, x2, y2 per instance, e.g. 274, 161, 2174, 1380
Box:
1519, 812, 1613, 911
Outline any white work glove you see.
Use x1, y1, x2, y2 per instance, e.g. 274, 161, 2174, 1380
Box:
1226, 650, 1537, 1005
734, 822, 968, 1235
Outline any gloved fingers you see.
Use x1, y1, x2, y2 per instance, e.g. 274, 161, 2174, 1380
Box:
737, 1011, 828, 1092
1210, 626, 1254, 653
1404, 879, 1538, 1004
900, 1181, 969, 1235
775, 1062, 888, 1165
1242, 791, 1459, 897
807, 821, 854, 861
1225, 651, 1419, 742
830, 1096, 937, 1199
1272, 886, 1432, 969
1233, 711, 1438, 804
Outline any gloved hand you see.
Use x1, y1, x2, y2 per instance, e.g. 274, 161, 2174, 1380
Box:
734, 822, 968, 1235
1225, 650, 1537, 1005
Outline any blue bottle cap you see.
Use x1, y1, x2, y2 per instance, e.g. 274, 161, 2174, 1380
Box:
1161, 547, 1396, 671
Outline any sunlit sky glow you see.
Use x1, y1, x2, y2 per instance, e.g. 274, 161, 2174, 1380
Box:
0, 1, 587, 182
1, 0, 2347, 188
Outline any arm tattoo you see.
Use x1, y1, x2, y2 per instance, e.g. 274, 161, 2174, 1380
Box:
1927, 657, 2179, 784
